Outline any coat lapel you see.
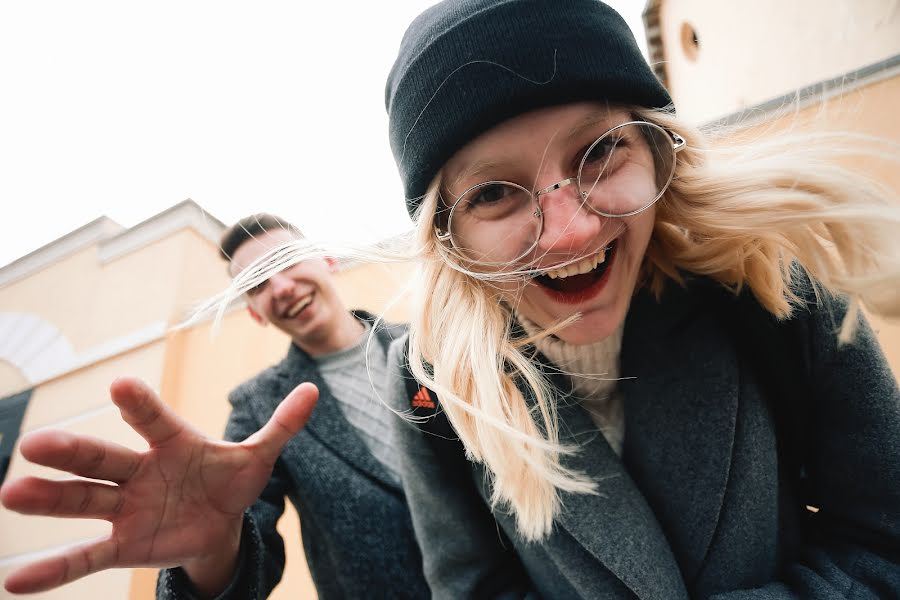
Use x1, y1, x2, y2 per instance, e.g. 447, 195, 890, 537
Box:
509, 342, 688, 599
554, 397, 690, 600
619, 284, 741, 584
276, 339, 396, 489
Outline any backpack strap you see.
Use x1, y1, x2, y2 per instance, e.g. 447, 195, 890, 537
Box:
401, 346, 534, 596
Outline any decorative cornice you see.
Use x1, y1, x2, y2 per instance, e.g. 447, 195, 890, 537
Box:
98, 199, 225, 264
0, 199, 226, 288
0, 218, 123, 288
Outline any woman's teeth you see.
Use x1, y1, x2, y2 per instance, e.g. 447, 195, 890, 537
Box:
286, 295, 313, 318
543, 248, 607, 280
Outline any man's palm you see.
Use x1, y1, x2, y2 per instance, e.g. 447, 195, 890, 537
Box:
0, 377, 318, 594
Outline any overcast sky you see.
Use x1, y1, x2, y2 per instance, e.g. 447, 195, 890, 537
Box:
0, 1, 648, 269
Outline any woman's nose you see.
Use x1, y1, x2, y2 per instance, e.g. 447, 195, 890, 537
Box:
535, 181, 608, 255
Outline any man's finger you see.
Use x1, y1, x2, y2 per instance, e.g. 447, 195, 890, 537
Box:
3, 537, 118, 594
19, 429, 142, 483
244, 382, 318, 465
1, 476, 123, 519
110, 377, 186, 448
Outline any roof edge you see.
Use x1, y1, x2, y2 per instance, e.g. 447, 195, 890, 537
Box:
705, 53, 900, 129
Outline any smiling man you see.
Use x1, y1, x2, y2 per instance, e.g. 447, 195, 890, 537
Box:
155, 214, 429, 599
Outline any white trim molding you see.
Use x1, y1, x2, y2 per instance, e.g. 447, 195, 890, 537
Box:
0, 312, 167, 388
99, 199, 225, 264
0, 218, 123, 289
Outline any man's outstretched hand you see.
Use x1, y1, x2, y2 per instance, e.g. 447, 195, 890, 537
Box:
0, 377, 318, 595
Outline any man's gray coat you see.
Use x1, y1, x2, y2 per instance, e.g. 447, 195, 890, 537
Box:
159, 315, 429, 599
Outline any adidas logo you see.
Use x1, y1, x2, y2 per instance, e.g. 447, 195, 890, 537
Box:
411, 386, 435, 409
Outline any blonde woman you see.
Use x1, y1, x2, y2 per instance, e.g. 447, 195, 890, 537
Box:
382, 0, 900, 598
2, 1, 898, 598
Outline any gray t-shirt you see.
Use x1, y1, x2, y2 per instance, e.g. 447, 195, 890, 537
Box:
315, 323, 402, 486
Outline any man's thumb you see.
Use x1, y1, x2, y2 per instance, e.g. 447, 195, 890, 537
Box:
245, 382, 319, 463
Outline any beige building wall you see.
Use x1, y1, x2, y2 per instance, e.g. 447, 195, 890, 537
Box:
0, 362, 28, 399
0, 204, 232, 405
727, 76, 900, 190
333, 261, 415, 323
0, 232, 227, 358
655, 0, 900, 123
0, 246, 102, 355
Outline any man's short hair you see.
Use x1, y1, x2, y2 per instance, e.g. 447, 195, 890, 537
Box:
219, 214, 302, 262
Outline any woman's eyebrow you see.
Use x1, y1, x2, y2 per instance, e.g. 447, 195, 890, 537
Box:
565, 112, 620, 141
448, 111, 624, 189
448, 158, 508, 190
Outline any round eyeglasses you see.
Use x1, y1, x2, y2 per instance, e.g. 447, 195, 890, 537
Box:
435, 121, 686, 269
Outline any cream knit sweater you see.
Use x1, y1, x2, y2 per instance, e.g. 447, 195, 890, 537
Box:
517, 314, 626, 456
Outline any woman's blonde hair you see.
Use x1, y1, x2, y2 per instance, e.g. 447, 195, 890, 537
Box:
405, 106, 900, 541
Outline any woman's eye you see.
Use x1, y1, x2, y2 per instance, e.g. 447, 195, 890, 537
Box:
470, 184, 510, 205
583, 137, 622, 165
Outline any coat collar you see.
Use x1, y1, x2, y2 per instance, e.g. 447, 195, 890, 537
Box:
274, 311, 404, 489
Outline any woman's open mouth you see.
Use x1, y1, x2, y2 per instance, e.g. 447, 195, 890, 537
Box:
532, 239, 617, 305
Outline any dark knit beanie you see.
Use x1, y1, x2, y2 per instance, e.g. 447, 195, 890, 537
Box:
385, 0, 673, 218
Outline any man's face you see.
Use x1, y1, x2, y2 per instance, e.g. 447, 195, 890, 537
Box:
229, 229, 343, 345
